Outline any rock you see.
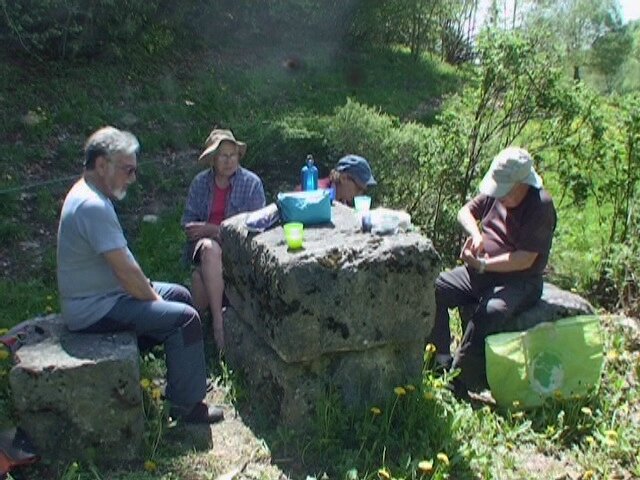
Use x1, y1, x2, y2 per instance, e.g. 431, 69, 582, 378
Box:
120, 113, 139, 127
224, 308, 424, 428
21, 111, 43, 126
616, 316, 640, 351
510, 283, 595, 331
9, 315, 143, 466
220, 203, 440, 429
221, 203, 441, 363
460, 282, 595, 333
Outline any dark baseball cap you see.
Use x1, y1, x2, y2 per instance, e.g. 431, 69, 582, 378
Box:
336, 155, 376, 187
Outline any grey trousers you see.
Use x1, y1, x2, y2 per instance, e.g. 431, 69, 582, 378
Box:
79, 282, 207, 412
431, 266, 542, 385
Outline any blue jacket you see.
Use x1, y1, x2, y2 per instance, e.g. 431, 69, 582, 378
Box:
181, 167, 266, 225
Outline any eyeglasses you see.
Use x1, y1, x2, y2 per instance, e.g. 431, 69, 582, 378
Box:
117, 165, 138, 177
217, 153, 239, 162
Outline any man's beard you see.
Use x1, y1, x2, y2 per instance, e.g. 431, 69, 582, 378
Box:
112, 188, 127, 200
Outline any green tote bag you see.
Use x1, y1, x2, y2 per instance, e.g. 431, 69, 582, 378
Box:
485, 315, 604, 408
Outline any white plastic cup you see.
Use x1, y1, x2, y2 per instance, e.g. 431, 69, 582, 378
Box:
353, 195, 371, 213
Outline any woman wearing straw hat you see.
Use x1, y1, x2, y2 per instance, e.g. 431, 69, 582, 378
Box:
182, 129, 265, 350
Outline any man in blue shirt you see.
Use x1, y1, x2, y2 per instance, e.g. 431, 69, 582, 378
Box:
57, 126, 222, 424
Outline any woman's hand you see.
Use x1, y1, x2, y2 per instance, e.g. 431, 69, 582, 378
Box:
185, 222, 220, 241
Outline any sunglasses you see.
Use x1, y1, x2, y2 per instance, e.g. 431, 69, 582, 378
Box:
117, 164, 138, 177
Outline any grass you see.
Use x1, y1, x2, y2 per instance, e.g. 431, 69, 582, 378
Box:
0, 35, 638, 480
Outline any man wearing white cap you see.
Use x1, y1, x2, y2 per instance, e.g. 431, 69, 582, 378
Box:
430, 147, 556, 396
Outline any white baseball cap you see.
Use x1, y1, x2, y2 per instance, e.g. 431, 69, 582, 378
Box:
479, 147, 542, 198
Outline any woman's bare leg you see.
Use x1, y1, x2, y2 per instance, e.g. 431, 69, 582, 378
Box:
197, 239, 225, 350
190, 269, 209, 313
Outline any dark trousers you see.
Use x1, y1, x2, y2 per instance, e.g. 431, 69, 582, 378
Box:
431, 266, 542, 386
79, 282, 207, 413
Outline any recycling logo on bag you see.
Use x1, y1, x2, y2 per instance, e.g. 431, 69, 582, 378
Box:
529, 351, 564, 395
485, 315, 604, 408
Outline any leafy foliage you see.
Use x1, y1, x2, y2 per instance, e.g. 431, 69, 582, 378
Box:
0, 0, 170, 59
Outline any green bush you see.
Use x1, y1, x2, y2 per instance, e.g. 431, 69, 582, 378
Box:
0, 0, 166, 59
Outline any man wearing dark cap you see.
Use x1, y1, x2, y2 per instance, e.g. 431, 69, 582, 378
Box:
429, 147, 556, 396
317, 154, 376, 206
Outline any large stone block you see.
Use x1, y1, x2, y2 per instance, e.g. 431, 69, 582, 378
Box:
221, 203, 441, 363
224, 308, 424, 428
512, 283, 595, 330
9, 315, 144, 465
461, 283, 595, 332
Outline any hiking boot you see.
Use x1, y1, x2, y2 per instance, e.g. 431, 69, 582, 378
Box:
176, 402, 224, 424
433, 354, 453, 374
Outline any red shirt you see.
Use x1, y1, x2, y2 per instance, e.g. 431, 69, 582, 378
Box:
208, 183, 230, 225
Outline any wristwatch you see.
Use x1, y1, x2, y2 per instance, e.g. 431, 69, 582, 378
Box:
477, 258, 487, 274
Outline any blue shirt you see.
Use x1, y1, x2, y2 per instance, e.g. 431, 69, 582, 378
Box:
181, 167, 266, 226
57, 179, 132, 330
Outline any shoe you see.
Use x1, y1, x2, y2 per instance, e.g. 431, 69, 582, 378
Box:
179, 402, 224, 424
433, 354, 453, 374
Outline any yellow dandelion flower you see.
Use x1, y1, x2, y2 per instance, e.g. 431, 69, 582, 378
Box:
151, 388, 162, 401
0, 328, 8, 335
606, 350, 619, 361
405, 384, 416, 392
423, 391, 434, 400
394, 386, 406, 396
144, 460, 157, 472
436, 452, 449, 466
370, 406, 382, 415
377, 468, 391, 480
0, 349, 9, 361
139, 378, 151, 390
581, 407, 592, 416
425, 344, 436, 354
417, 460, 433, 473
605, 430, 618, 438
582, 469, 595, 479
585, 436, 595, 446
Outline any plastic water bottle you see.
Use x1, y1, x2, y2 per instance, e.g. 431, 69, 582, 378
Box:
301, 154, 318, 191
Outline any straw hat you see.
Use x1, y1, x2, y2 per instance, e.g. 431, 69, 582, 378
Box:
198, 129, 247, 164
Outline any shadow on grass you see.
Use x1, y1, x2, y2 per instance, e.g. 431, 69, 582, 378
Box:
231, 373, 476, 479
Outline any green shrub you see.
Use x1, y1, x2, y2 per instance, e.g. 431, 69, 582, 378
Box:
0, 0, 166, 59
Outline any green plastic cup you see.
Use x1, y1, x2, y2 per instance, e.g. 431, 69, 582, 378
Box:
283, 222, 304, 249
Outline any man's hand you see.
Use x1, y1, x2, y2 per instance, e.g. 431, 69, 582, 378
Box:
461, 235, 484, 257
460, 237, 486, 272
103, 248, 161, 301
469, 233, 484, 256
185, 222, 220, 241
